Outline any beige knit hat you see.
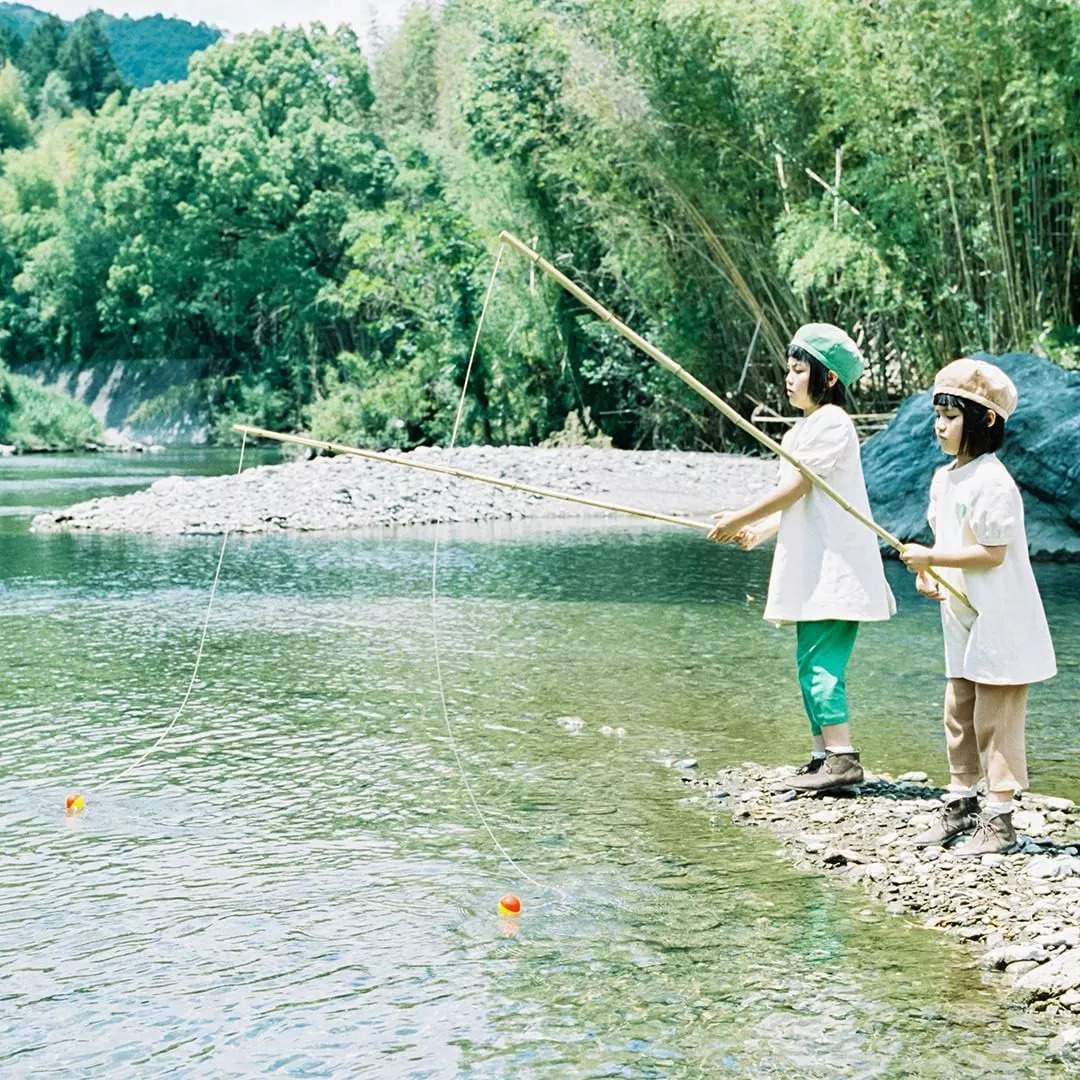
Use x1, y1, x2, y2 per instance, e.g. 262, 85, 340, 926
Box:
933, 357, 1017, 419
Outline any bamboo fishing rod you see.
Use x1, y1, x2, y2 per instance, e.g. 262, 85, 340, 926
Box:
232, 424, 712, 534
496, 229, 974, 612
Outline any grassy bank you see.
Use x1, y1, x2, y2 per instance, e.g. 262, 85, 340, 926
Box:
0, 369, 102, 451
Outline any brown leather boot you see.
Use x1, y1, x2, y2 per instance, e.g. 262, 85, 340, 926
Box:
954, 812, 1019, 857
913, 796, 979, 847
785, 750, 864, 793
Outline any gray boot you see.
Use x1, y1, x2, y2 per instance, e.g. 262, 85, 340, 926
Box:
913, 796, 979, 847
954, 811, 1019, 857
786, 750, 863, 793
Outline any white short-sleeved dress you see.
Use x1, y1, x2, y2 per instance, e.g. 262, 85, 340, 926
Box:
928, 454, 1056, 685
764, 404, 896, 624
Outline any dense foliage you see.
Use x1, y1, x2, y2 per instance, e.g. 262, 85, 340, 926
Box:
1, 1, 1079, 450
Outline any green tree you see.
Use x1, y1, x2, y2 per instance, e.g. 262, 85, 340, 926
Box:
0, 60, 31, 150
0, 26, 22, 66
373, 4, 439, 132
18, 27, 395, 433
57, 11, 128, 113
309, 147, 490, 446
19, 14, 66, 104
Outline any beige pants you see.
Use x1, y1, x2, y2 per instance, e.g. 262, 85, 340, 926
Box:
944, 678, 1029, 793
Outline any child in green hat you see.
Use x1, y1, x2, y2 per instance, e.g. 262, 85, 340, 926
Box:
709, 323, 895, 791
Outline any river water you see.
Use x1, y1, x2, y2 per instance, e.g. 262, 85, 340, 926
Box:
2, 451, 1078, 1078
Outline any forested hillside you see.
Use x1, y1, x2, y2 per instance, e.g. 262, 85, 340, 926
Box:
1, 0, 1079, 450
95, 14, 219, 88
0, 4, 219, 89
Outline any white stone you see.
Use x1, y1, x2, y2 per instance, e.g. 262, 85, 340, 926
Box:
1013, 810, 1049, 835
908, 813, 937, 831
897, 771, 930, 783
1027, 857, 1075, 881
981, 853, 1008, 868
1023, 855, 1067, 881
867, 862, 889, 882
983, 944, 1050, 970
1036, 928, 1080, 950
1011, 951, 1080, 1005
1048, 1027, 1080, 1060
1006, 960, 1043, 975
1037, 796, 1076, 813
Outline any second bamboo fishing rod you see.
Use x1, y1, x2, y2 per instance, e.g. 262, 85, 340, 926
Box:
496, 230, 973, 613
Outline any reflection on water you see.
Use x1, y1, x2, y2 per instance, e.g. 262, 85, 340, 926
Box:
1, 453, 1078, 1077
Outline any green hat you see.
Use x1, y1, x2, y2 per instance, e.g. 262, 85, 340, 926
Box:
790, 323, 864, 386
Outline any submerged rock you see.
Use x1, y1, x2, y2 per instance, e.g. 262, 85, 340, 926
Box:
863, 353, 1080, 559
1048, 1027, 1080, 1061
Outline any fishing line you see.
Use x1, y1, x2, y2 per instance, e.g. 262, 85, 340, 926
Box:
429, 243, 566, 903
96, 433, 249, 791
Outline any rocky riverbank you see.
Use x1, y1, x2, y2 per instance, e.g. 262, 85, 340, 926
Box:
681, 762, 1080, 1054
30, 446, 777, 535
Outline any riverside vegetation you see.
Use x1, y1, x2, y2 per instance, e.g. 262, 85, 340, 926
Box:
2, 1, 1080, 450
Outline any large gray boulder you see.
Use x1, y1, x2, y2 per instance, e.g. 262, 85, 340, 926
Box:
862, 352, 1080, 559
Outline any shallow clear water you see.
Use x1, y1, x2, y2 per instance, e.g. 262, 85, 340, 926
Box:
1, 452, 1078, 1077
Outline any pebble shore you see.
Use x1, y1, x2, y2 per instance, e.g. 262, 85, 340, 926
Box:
681, 762, 1080, 1057
31, 446, 776, 535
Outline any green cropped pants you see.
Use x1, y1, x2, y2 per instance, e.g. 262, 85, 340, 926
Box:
795, 620, 859, 736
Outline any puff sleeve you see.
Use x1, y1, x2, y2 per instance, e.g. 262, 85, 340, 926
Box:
791, 408, 855, 478
967, 477, 1021, 546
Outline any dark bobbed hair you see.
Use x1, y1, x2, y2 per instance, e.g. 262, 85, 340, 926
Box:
933, 392, 1005, 456
787, 345, 847, 407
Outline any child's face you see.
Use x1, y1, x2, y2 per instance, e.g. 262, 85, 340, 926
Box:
785, 357, 814, 412
934, 404, 965, 457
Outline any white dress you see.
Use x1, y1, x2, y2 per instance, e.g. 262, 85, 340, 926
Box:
928, 454, 1056, 685
764, 405, 896, 624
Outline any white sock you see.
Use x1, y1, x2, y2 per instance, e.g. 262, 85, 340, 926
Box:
945, 784, 978, 804
810, 750, 827, 761
985, 799, 1014, 818
828, 745, 855, 754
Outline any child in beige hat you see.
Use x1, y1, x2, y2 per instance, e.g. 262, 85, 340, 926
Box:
901, 358, 1056, 855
